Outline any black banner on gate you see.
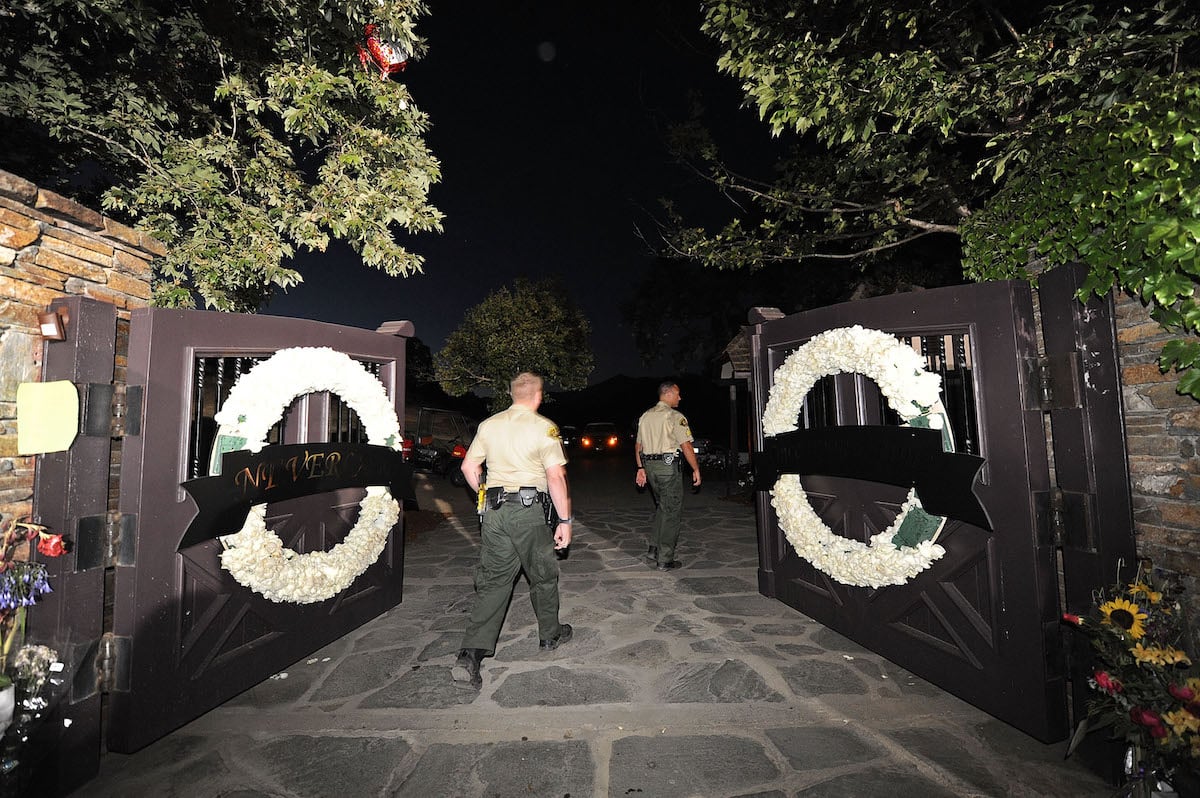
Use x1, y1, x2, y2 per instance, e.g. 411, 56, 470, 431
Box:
178, 443, 417, 550
756, 426, 992, 531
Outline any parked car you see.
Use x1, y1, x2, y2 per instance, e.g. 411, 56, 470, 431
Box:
558, 424, 578, 450
692, 438, 732, 472
579, 422, 624, 454
405, 406, 476, 486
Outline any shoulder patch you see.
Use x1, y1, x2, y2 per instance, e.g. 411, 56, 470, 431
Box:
548, 426, 560, 439
679, 417, 689, 426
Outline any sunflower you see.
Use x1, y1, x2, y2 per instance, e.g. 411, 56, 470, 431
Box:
1100, 597, 1148, 639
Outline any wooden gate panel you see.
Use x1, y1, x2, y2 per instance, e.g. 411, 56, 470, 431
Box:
26, 297, 116, 796
751, 280, 1068, 742
1038, 265, 1137, 777
108, 308, 408, 753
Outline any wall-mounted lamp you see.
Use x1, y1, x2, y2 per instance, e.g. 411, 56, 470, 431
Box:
37, 307, 70, 341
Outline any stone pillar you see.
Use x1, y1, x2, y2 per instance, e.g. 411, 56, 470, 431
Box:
0, 169, 161, 527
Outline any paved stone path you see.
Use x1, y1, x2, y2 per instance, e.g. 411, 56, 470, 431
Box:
79, 486, 1111, 797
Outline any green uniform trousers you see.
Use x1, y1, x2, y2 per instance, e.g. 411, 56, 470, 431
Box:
460, 501, 563, 655
644, 459, 683, 563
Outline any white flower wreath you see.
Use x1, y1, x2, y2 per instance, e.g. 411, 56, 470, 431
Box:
212, 347, 401, 604
762, 325, 950, 588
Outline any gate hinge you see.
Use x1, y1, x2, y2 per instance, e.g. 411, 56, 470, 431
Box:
71, 633, 131, 702
1023, 353, 1082, 411
1034, 488, 1096, 551
80, 383, 143, 438
76, 512, 136, 570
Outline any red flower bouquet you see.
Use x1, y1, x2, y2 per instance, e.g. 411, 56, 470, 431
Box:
1063, 563, 1198, 796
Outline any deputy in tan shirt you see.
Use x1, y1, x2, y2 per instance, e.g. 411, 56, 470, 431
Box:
451, 372, 573, 689
635, 380, 700, 570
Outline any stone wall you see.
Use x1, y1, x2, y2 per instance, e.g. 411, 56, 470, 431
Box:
0, 169, 159, 527
1115, 292, 1200, 619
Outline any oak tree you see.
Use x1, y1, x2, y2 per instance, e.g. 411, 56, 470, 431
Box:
0, 0, 443, 311
436, 278, 594, 411
667, 1, 1200, 394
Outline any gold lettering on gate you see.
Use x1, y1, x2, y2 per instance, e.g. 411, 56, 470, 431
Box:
234, 449, 347, 496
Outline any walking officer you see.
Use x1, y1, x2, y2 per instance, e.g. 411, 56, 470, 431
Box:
634, 380, 701, 570
451, 372, 574, 689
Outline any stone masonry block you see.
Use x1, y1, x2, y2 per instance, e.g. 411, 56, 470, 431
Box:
33, 247, 107, 282
102, 217, 143, 248
0, 274, 62, 307
137, 231, 167, 257
36, 188, 104, 231
0, 502, 33, 526
0, 475, 33, 494
78, 282, 130, 309
1125, 415, 1167, 434
0, 171, 37, 205
42, 225, 116, 257
1171, 476, 1200, 500
42, 237, 113, 267
1135, 474, 1184, 496
1127, 434, 1185, 457
1117, 322, 1170, 345
1169, 408, 1200, 432
1122, 387, 1156, 413
1143, 382, 1195, 409
0, 329, 38, 403
0, 263, 67, 291
1161, 501, 1200, 530
1123, 363, 1176, 385
107, 269, 151, 302
112, 248, 154, 278
0, 302, 39, 334
0, 209, 40, 250
0, 195, 56, 227
1162, 548, 1200, 576
0, 246, 15, 268
1128, 457, 1184, 477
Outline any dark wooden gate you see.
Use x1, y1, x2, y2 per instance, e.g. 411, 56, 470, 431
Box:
749, 268, 1134, 743
108, 308, 411, 752
30, 304, 414, 791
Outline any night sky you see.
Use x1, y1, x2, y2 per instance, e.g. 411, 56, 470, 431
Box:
263, 3, 771, 383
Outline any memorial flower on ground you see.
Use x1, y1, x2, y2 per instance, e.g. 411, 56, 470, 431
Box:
1063, 564, 1199, 788
0, 518, 67, 688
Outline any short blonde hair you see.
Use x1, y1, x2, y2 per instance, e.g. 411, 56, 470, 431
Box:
510, 372, 543, 401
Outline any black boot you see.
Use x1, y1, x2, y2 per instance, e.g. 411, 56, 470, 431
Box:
645, 545, 658, 560
451, 648, 485, 689
540, 623, 574, 651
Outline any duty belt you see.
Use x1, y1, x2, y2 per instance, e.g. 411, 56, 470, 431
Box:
484, 486, 546, 510
643, 452, 679, 465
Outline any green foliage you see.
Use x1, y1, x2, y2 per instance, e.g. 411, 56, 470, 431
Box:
0, 0, 442, 311
684, 0, 1200, 398
435, 279, 594, 411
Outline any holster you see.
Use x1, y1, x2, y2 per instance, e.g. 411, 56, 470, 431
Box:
484, 486, 557, 529
541, 493, 559, 528
485, 486, 543, 509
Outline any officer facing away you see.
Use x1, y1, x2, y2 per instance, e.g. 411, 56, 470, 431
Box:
451, 372, 574, 689
634, 380, 701, 570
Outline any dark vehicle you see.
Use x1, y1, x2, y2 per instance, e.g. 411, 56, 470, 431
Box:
558, 424, 578, 450
406, 406, 476, 486
579, 422, 624, 454
692, 438, 732, 472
